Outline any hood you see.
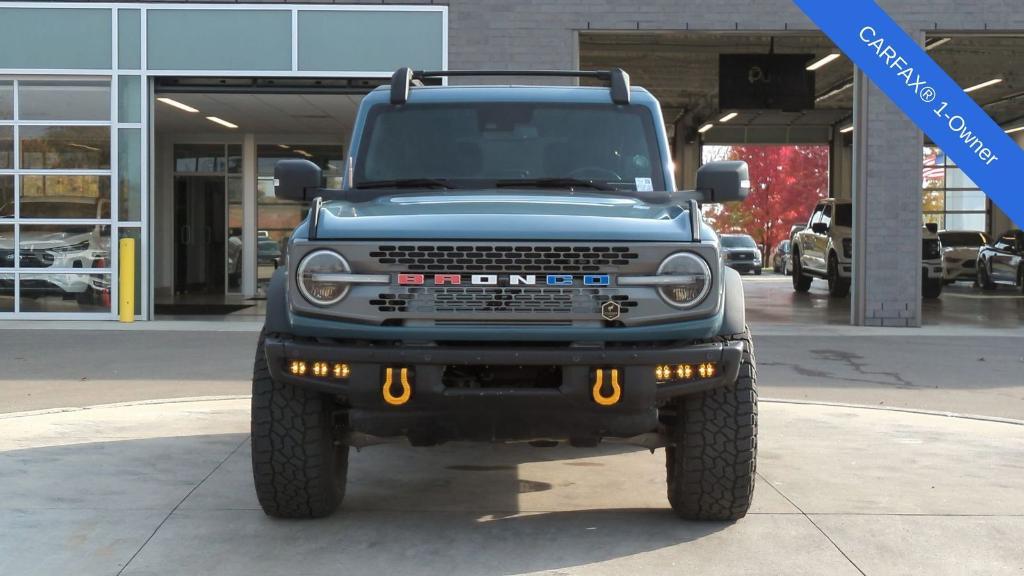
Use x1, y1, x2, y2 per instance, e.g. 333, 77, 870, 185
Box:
312, 191, 695, 241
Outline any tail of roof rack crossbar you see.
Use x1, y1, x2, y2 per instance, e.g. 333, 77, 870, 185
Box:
389, 67, 631, 106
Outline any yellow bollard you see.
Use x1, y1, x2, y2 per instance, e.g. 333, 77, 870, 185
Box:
119, 238, 135, 323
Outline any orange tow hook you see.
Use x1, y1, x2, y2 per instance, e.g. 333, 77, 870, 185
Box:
591, 368, 622, 406
382, 367, 412, 406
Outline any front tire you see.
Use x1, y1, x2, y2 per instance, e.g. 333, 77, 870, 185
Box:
792, 251, 812, 292
827, 253, 850, 298
251, 331, 348, 518
977, 262, 996, 291
665, 330, 757, 521
922, 277, 943, 299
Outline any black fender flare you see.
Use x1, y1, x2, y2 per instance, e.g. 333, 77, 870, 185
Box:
718, 266, 746, 337
264, 267, 292, 334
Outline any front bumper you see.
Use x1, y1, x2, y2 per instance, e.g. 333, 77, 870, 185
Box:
263, 334, 743, 442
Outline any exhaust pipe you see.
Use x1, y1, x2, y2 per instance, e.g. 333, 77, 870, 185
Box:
591, 368, 622, 406
382, 367, 412, 406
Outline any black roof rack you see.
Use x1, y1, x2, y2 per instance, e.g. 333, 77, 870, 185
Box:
389, 68, 631, 106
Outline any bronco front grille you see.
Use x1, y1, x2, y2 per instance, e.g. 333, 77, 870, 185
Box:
372, 287, 638, 315
368, 245, 639, 274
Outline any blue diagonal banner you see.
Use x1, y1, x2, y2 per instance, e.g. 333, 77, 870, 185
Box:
794, 0, 1023, 227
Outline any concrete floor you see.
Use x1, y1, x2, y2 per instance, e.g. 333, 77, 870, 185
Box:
1, 398, 1022, 576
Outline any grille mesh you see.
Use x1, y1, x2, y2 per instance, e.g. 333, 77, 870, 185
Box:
372, 288, 638, 315
369, 245, 639, 274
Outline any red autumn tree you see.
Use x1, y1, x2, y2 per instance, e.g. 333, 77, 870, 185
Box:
703, 145, 830, 257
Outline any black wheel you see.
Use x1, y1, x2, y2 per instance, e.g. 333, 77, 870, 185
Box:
1018, 266, 1024, 294
251, 330, 348, 518
922, 277, 943, 299
827, 253, 850, 298
665, 329, 757, 521
977, 262, 996, 291
791, 251, 812, 292
754, 268, 762, 276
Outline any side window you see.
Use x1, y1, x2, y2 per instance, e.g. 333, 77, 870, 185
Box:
808, 203, 824, 226
994, 232, 1015, 251
819, 203, 833, 229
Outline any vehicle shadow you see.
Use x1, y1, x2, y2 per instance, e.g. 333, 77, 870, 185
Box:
0, 433, 733, 576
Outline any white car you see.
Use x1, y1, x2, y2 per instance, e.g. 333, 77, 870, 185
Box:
791, 199, 944, 298
938, 230, 990, 284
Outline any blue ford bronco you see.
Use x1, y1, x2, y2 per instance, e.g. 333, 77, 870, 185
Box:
252, 68, 757, 521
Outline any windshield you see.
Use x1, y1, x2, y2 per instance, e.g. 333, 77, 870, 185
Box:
940, 232, 987, 247
354, 102, 665, 191
721, 235, 757, 249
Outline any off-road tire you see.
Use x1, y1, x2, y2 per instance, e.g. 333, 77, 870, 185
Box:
251, 331, 348, 518
792, 252, 812, 292
922, 277, 943, 299
665, 330, 757, 521
754, 268, 762, 276
977, 263, 996, 291
827, 253, 850, 298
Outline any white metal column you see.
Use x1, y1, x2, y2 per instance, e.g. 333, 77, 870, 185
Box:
241, 133, 258, 297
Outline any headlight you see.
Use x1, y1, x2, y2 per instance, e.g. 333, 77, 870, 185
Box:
296, 250, 351, 306
656, 252, 712, 308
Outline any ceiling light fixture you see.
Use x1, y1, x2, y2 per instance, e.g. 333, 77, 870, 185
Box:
157, 97, 199, 113
294, 149, 314, 158
816, 81, 854, 103
964, 78, 1003, 93
806, 53, 841, 71
839, 126, 854, 134
277, 144, 291, 149
1005, 126, 1024, 134
206, 116, 238, 129
925, 37, 952, 51
698, 123, 714, 134
719, 112, 739, 123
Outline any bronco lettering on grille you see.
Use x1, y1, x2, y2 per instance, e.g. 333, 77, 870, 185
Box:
397, 274, 611, 287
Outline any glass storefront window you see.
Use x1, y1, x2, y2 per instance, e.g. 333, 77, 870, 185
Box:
1, 175, 12, 218
19, 273, 111, 313
20, 125, 111, 170
0, 125, 12, 169
0, 81, 12, 120
175, 144, 226, 173
17, 81, 110, 121
0, 224, 12, 267
20, 175, 111, 219
18, 224, 111, 269
118, 128, 142, 221
2, 78, 117, 316
117, 76, 141, 124
922, 146, 988, 231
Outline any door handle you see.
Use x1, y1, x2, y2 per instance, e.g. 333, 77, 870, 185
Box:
180, 225, 191, 245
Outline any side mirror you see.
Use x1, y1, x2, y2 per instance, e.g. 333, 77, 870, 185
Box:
811, 222, 829, 234
696, 161, 750, 203
274, 159, 322, 201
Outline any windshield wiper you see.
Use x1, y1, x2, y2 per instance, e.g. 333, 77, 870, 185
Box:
495, 178, 615, 191
354, 178, 458, 190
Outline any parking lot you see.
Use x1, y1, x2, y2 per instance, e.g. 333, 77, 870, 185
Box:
2, 273, 1023, 575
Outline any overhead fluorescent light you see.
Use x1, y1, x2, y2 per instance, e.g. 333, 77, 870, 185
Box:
277, 144, 291, 149
294, 149, 314, 158
816, 81, 854, 103
925, 37, 951, 51
206, 116, 238, 129
719, 112, 739, 123
964, 78, 1003, 93
157, 97, 199, 113
698, 123, 714, 134
839, 126, 854, 134
806, 53, 841, 71
1005, 126, 1024, 134
68, 142, 102, 152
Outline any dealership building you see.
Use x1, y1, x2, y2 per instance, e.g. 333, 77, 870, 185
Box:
0, 1, 1021, 325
